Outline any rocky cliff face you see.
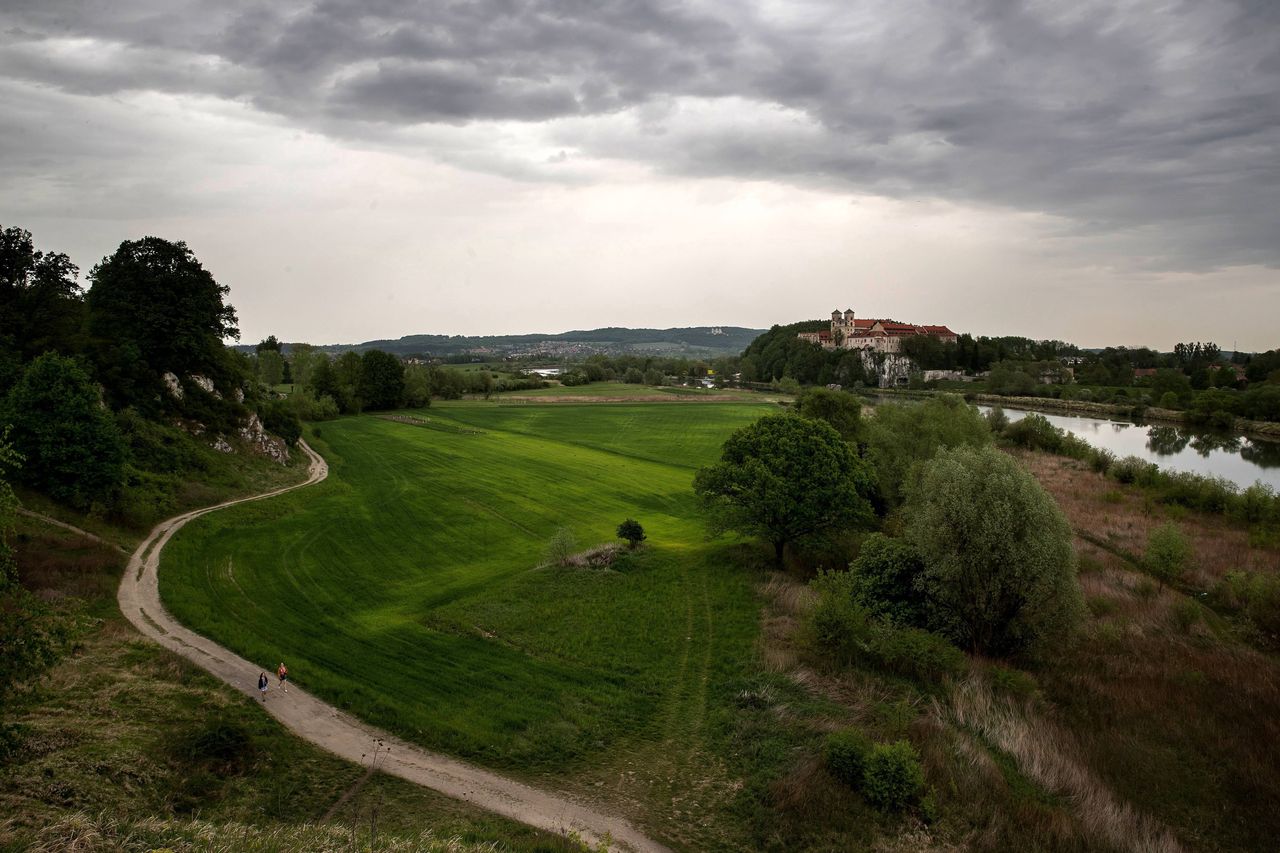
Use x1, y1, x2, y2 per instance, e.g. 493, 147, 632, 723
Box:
161, 371, 288, 464
860, 351, 916, 388
239, 412, 290, 465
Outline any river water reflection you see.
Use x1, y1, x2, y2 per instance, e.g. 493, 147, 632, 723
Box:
981, 406, 1280, 491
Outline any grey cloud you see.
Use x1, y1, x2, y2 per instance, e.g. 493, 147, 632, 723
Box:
1, 0, 1278, 269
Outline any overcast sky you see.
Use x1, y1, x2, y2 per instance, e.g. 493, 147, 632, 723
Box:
2, 1, 1278, 349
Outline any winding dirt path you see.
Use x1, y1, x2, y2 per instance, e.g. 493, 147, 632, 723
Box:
117, 440, 665, 852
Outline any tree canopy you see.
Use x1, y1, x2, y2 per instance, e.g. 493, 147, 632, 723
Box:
904, 444, 1084, 656
2, 353, 125, 509
795, 386, 863, 441
694, 414, 874, 562
86, 237, 239, 403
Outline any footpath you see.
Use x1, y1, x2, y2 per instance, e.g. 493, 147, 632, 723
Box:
116, 440, 665, 853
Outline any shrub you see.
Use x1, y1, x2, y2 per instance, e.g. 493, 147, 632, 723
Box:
258, 400, 301, 446
862, 740, 925, 810
848, 533, 927, 626
1003, 413, 1062, 453
864, 621, 967, 682
906, 445, 1084, 657
1112, 455, 1154, 485
1172, 599, 1201, 633
1233, 482, 1276, 525
1090, 448, 1117, 475
1219, 571, 1280, 640
824, 729, 871, 788
984, 405, 1009, 433
808, 570, 870, 665
544, 527, 576, 567
1145, 522, 1192, 586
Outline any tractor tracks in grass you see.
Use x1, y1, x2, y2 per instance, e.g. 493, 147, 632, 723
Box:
118, 440, 666, 853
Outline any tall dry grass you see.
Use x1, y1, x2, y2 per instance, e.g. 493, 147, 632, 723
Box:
1012, 449, 1280, 588
946, 677, 1183, 853
5, 812, 504, 853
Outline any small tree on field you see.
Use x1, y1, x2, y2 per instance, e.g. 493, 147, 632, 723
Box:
616, 519, 646, 549
545, 527, 576, 566
905, 444, 1084, 657
1145, 522, 1192, 586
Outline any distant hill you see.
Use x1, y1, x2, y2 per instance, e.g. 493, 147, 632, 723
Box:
243, 326, 766, 359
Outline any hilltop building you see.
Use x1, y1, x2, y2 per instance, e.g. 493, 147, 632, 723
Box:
798, 308, 957, 354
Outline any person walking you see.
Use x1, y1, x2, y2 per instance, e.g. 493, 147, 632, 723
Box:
258, 671, 269, 701
277, 662, 289, 693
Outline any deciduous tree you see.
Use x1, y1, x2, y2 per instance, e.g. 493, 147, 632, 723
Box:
905, 444, 1084, 656
694, 415, 874, 563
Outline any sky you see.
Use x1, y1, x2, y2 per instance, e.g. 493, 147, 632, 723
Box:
2, 0, 1278, 350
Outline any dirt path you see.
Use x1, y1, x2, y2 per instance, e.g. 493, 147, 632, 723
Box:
117, 440, 666, 853
17, 508, 129, 554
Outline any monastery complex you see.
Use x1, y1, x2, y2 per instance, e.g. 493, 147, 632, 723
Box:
798, 309, 958, 354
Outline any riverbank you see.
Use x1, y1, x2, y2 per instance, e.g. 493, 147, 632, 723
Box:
861, 388, 1280, 440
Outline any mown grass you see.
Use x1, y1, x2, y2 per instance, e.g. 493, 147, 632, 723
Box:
159, 405, 773, 798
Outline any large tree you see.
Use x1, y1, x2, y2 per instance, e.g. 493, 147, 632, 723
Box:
86, 237, 238, 403
905, 444, 1084, 657
360, 349, 405, 410
694, 414, 874, 563
2, 353, 126, 509
0, 225, 84, 364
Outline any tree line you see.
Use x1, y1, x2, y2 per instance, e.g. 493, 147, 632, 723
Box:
0, 225, 298, 519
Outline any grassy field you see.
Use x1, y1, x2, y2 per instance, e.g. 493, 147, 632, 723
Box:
2, 514, 573, 853
489, 381, 776, 400
158, 402, 775, 843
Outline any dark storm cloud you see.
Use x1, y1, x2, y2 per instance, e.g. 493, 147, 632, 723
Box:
2, 0, 1278, 268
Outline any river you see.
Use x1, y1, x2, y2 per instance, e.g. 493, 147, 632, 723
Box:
980, 405, 1280, 491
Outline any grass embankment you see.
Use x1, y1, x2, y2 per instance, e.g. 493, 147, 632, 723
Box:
159, 402, 775, 848
2, 513, 569, 852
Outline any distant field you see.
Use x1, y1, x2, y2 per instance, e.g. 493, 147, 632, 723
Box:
160, 403, 772, 783
492, 380, 775, 400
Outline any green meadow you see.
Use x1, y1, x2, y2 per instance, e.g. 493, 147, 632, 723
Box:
160, 402, 775, 774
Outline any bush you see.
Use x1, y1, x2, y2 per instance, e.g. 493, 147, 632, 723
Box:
1218, 571, 1280, 640
864, 621, 967, 682
984, 405, 1009, 433
1235, 482, 1278, 525
849, 534, 927, 626
544, 527, 576, 567
824, 729, 871, 787
862, 740, 925, 810
288, 389, 340, 421
1003, 413, 1062, 452
905, 445, 1084, 657
809, 570, 870, 665
1090, 448, 1116, 475
258, 400, 302, 447
1112, 455, 1155, 485
1145, 522, 1192, 585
